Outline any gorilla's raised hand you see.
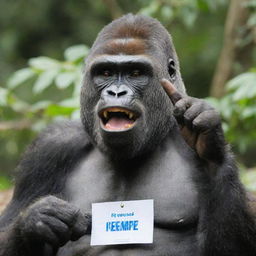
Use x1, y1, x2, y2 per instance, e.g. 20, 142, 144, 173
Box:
15, 196, 90, 252
161, 78, 226, 164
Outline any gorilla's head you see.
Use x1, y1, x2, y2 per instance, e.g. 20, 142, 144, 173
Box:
81, 14, 185, 159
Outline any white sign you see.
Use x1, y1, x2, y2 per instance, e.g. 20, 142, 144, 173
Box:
91, 199, 154, 246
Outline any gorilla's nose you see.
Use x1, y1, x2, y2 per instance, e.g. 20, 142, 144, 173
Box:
105, 85, 132, 98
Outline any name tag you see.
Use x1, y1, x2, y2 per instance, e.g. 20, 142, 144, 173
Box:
91, 199, 154, 246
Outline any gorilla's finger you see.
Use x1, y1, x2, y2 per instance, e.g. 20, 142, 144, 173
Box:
34, 221, 60, 248
160, 78, 183, 104
193, 110, 221, 132
39, 196, 80, 226
40, 215, 70, 246
183, 101, 208, 128
70, 213, 91, 241
174, 97, 192, 116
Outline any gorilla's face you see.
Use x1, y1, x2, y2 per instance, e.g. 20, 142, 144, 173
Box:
80, 18, 181, 159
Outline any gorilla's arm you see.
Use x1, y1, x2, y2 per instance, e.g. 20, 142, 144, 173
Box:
161, 79, 256, 255
0, 121, 91, 256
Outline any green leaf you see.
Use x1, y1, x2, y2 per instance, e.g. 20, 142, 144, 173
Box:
243, 0, 256, 8
33, 69, 59, 94
196, 0, 210, 11
232, 83, 251, 101
45, 104, 76, 117
181, 7, 198, 27
205, 0, 217, 10
0, 176, 12, 190
241, 106, 256, 119
139, 1, 159, 16
205, 0, 227, 10
55, 72, 76, 89
30, 100, 52, 112
222, 122, 229, 134
205, 97, 220, 109
241, 170, 256, 192
59, 97, 79, 108
10, 98, 29, 112
219, 97, 233, 119
247, 13, 256, 27
0, 87, 8, 106
72, 72, 83, 97
7, 68, 35, 89
64, 45, 89, 62
160, 6, 174, 20
29, 56, 60, 71
227, 72, 256, 92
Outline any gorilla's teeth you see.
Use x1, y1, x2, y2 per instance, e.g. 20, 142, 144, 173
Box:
101, 108, 136, 121
105, 124, 111, 129
111, 108, 121, 112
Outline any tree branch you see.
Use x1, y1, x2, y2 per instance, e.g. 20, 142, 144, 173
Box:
210, 0, 251, 98
0, 120, 32, 131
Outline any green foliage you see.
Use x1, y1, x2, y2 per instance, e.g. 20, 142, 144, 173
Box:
0, 88, 8, 106
0, 176, 12, 190
3, 44, 88, 132
241, 167, 256, 192
207, 69, 256, 153
64, 45, 89, 62
0, 44, 88, 178
139, 0, 228, 27
8, 68, 35, 90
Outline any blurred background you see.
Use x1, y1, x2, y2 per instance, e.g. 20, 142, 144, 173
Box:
0, 0, 256, 204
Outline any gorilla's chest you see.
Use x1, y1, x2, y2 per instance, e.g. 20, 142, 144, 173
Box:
66, 141, 200, 225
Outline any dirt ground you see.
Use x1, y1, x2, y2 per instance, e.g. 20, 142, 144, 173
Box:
0, 189, 13, 213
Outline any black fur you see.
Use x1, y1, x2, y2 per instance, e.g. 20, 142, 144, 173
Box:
1, 14, 256, 256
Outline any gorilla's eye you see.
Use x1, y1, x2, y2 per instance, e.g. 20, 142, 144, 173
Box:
102, 70, 112, 77
130, 69, 141, 77
168, 59, 176, 80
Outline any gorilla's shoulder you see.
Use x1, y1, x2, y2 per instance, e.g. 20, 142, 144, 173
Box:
15, 120, 91, 185
41, 119, 89, 144
11, 120, 92, 208
23, 119, 91, 161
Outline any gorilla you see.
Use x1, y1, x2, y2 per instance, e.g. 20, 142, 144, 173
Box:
1, 14, 256, 256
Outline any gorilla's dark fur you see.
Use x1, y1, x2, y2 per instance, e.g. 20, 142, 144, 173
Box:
1, 14, 256, 256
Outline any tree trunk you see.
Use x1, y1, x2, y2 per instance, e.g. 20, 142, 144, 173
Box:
210, 0, 251, 98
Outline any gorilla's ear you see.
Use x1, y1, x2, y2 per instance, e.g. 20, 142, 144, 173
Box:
168, 58, 176, 81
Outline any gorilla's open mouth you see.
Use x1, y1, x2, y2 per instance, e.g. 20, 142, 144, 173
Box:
99, 107, 138, 131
